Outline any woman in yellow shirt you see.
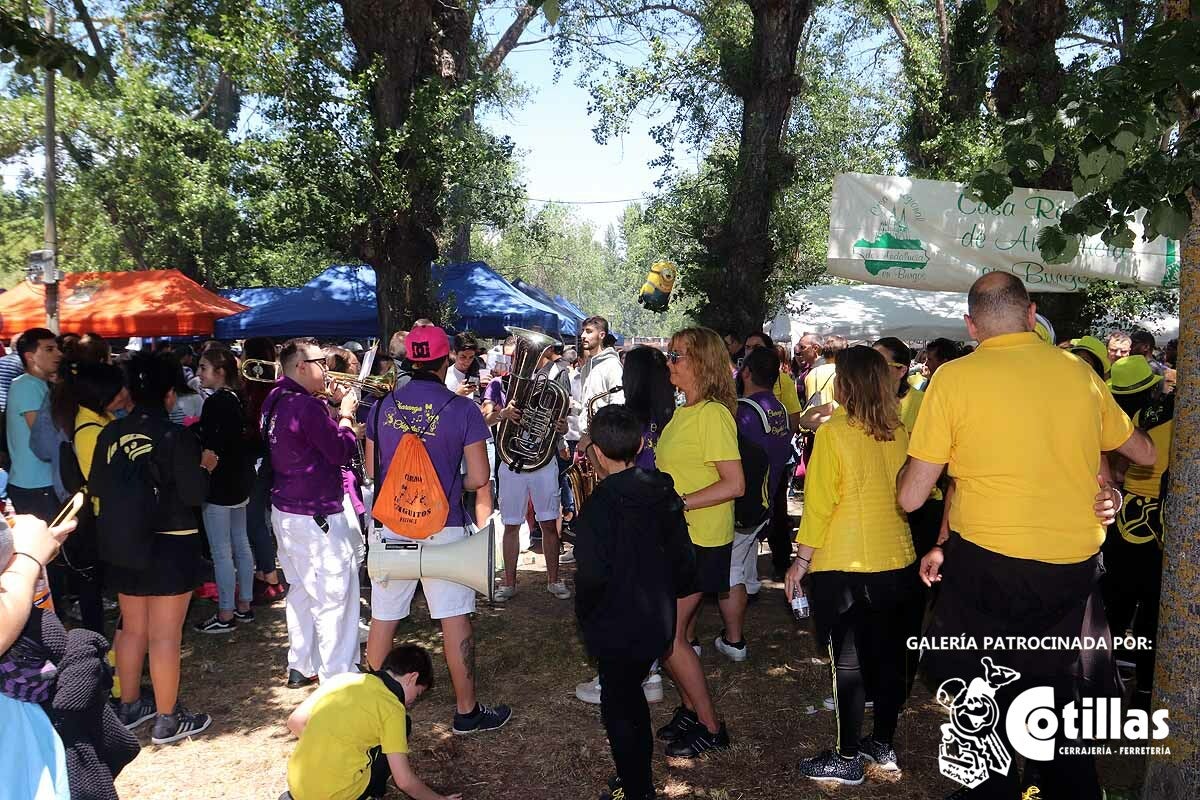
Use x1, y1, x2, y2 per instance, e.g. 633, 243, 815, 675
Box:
653, 327, 744, 758
49, 360, 128, 637
784, 346, 918, 785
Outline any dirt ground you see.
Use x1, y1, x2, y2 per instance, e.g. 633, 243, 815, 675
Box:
110, 548, 1147, 800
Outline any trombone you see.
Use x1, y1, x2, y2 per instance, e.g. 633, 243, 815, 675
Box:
239, 358, 398, 398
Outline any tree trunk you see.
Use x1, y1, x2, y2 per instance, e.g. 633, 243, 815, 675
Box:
1144, 1, 1199, 794
693, 0, 812, 333
340, 0, 471, 341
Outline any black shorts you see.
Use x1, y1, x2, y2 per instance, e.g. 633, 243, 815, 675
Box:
680, 541, 732, 597
108, 533, 203, 597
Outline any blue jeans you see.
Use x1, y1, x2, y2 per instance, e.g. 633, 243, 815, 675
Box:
202, 503, 255, 612
246, 464, 277, 574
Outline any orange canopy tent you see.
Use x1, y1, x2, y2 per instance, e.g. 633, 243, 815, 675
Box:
0, 270, 249, 339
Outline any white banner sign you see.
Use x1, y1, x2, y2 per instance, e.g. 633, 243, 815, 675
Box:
827, 173, 1180, 292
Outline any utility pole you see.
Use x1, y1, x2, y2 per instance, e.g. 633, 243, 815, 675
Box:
43, 5, 60, 334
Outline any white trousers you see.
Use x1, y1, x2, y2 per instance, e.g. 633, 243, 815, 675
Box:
272, 499, 362, 681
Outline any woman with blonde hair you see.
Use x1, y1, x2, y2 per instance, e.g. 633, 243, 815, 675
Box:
653, 327, 744, 758
785, 345, 918, 784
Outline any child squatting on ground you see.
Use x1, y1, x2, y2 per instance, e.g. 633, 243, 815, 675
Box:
283, 644, 462, 800
573, 405, 696, 800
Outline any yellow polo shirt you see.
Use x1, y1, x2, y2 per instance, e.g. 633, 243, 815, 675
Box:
656, 400, 740, 547
796, 408, 915, 573
899, 389, 924, 435
908, 332, 1134, 564
773, 373, 802, 416
804, 363, 837, 406
288, 673, 409, 800
1123, 403, 1173, 499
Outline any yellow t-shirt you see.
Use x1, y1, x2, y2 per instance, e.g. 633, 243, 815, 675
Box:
655, 400, 740, 547
795, 408, 915, 573
898, 389, 924, 436
908, 332, 1135, 564
804, 363, 837, 406
773, 373, 802, 416
74, 407, 114, 515
1123, 400, 1173, 499
288, 673, 409, 800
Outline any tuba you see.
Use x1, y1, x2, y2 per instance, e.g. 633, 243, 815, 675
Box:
496, 327, 570, 473
563, 385, 624, 521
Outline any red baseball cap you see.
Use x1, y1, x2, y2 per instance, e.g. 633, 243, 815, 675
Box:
404, 325, 450, 362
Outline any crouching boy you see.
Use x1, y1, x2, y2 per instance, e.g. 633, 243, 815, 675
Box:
573, 406, 696, 800
285, 644, 461, 800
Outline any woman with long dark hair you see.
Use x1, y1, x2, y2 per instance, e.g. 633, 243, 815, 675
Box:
106, 353, 214, 745
193, 347, 257, 634
48, 360, 127, 635
785, 346, 918, 784
620, 346, 675, 469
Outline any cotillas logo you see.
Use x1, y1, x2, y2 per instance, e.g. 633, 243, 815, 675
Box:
936, 658, 1171, 789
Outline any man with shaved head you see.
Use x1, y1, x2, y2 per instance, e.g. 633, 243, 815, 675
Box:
897, 272, 1155, 798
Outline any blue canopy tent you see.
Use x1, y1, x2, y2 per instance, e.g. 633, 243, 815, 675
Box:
552, 293, 624, 345
215, 262, 578, 339
217, 286, 303, 307
512, 279, 580, 336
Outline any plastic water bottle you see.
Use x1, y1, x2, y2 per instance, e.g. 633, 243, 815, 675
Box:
791, 591, 810, 621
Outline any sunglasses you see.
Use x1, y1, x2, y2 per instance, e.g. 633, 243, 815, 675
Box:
887, 361, 906, 370
666, 351, 688, 364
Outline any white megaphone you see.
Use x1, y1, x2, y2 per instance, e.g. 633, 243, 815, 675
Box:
367, 515, 497, 602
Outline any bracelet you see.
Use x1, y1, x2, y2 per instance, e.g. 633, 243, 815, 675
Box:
795, 555, 811, 565
1111, 489, 1124, 515
13, 551, 43, 569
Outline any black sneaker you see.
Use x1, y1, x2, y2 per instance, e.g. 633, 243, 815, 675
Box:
664, 721, 730, 758
194, 613, 235, 634
655, 705, 698, 742
452, 703, 512, 735
286, 669, 318, 689
150, 705, 212, 745
798, 749, 865, 785
859, 737, 899, 771
117, 696, 156, 730
233, 609, 255, 623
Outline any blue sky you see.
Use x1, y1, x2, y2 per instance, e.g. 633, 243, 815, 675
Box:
478, 43, 679, 234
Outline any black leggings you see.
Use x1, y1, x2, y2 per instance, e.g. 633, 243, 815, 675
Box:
1101, 530, 1162, 692
598, 657, 656, 799
811, 570, 913, 757
357, 746, 391, 800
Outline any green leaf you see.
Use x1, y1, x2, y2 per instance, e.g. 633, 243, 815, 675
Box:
968, 171, 1012, 209
1087, 111, 1120, 139
1101, 151, 1127, 182
985, 0, 1000, 13
1079, 146, 1108, 177
1146, 200, 1191, 241
541, 0, 561, 26
1037, 226, 1079, 264
1104, 226, 1136, 249
1110, 129, 1140, 155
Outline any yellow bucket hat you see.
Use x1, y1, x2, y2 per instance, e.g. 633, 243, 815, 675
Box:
1108, 355, 1163, 395
1069, 335, 1111, 374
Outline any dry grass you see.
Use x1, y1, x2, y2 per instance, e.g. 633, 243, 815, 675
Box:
112, 550, 1146, 800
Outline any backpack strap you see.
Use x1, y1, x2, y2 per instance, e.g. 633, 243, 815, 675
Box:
737, 397, 771, 436
72, 421, 102, 442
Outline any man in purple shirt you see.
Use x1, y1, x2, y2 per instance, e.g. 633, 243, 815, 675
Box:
714, 347, 792, 663
265, 337, 362, 686
364, 325, 512, 735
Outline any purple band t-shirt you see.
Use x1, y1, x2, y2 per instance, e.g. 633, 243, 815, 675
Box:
736, 391, 793, 498
367, 373, 491, 528
483, 376, 507, 410
635, 420, 664, 470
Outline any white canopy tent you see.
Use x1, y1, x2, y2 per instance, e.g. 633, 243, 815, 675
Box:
770, 283, 969, 344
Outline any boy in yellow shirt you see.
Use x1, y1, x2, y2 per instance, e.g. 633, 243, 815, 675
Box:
285, 645, 459, 800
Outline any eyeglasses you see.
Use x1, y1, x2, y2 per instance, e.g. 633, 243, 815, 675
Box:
887, 361, 907, 370
303, 357, 328, 371
666, 351, 688, 364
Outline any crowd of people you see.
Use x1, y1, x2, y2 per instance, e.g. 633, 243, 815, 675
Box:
0, 270, 1179, 800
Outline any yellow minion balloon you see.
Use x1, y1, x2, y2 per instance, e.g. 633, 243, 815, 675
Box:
638, 261, 676, 312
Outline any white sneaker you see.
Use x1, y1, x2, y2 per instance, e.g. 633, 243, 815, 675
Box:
574, 673, 664, 704
691, 640, 702, 657
358, 619, 370, 644
546, 581, 572, 600
494, 585, 517, 602
641, 673, 664, 703
575, 675, 601, 704
714, 634, 749, 662
559, 545, 576, 564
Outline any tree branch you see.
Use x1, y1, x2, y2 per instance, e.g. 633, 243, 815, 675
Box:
70, 0, 117, 86
482, 4, 537, 74
1063, 31, 1118, 49
884, 9, 911, 54
934, 0, 951, 76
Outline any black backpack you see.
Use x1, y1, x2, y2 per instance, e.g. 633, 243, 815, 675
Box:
733, 398, 772, 531
89, 416, 160, 571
